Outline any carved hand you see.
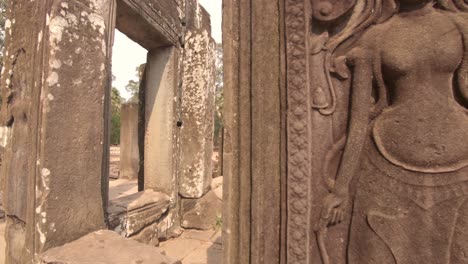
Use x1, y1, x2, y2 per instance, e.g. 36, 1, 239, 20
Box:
320, 190, 348, 227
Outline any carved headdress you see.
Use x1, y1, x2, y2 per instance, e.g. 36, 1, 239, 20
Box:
328, 0, 468, 53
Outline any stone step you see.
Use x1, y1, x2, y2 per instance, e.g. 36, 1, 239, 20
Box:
38, 230, 180, 264
108, 190, 171, 239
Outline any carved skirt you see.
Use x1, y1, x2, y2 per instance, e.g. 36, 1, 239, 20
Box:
347, 140, 468, 264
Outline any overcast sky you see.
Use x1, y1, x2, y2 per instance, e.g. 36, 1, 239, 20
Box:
112, 0, 222, 99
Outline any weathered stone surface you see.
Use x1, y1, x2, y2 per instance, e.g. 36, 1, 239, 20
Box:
144, 47, 177, 199
222, 0, 284, 263
108, 179, 138, 200
1, 0, 216, 262
119, 103, 139, 180
210, 176, 223, 190
142, 47, 182, 239
130, 222, 160, 247
211, 177, 223, 200
179, 8, 216, 199
38, 230, 178, 264
1, 1, 111, 262
213, 186, 223, 201
181, 190, 222, 230
0, 191, 4, 221
109, 146, 120, 179
116, 0, 181, 49
158, 229, 222, 263
108, 190, 170, 237
184, 242, 223, 264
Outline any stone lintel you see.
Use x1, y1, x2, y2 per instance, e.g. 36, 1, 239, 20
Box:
116, 0, 181, 49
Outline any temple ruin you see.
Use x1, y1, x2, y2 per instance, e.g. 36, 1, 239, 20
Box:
0, 0, 218, 263
2, 0, 468, 263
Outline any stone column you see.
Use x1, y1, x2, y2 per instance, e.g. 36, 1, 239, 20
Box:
222, 0, 285, 263
119, 103, 139, 180
143, 47, 180, 237
0, 1, 113, 262
144, 47, 177, 199
179, 6, 216, 199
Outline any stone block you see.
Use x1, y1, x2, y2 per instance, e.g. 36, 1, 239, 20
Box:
210, 176, 223, 190
130, 222, 160, 247
183, 242, 223, 264
1, 1, 111, 261
108, 190, 170, 237
213, 186, 223, 201
179, 26, 216, 199
119, 103, 139, 180
159, 238, 204, 262
37, 230, 179, 264
181, 191, 222, 230
144, 48, 177, 200
116, 0, 181, 48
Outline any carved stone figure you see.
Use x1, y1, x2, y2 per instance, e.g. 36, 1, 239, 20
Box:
318, 0, 468, 263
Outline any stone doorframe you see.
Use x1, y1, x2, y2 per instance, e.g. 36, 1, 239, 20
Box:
114, 0, 182, 236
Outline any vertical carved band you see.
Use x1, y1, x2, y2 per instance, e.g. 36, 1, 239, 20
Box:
286, 0, 311, 262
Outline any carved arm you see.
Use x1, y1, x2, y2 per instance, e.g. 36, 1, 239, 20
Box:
333, 47, 373, 196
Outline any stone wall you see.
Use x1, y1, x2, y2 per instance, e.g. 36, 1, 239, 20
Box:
0, 0, 217, 262
222, 0, 285, 263
119, 103, 139, 180
0, 0, 113, 261
179, 7, 216, 199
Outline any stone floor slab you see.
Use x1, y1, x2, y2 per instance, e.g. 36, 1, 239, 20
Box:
108, 190, 170, 238
159, 229, 223, 264
109, 179, 138, 200
39, 230, 178, 264
210, 230, 222, 245
0, 222, 5, 264
182, 242, 223, 264
159, 238, 204, 262
180, 229, 217, 242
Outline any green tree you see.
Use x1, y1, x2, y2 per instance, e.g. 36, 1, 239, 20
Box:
110, 81, 123, 145
125, 65, 145, 103
0, 0, 7, 66
0, 0, 7, 108
125, 79, 139, 103
111, 80, 123, 114
214, 44, 224, 146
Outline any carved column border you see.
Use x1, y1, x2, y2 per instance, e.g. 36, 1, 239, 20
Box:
286, 0, 311, 262
223, 0, 284, 263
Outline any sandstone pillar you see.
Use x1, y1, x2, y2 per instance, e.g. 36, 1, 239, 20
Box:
179, 7, 216, 198
0, 0, 113, 262
144, 47, 177, 200
222, 0, 285, 263
119, 103, 139, 180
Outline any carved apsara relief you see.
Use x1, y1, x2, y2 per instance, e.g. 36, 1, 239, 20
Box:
286, 0, 468, 263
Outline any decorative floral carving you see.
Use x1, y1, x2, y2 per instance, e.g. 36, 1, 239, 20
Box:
286, 0, 311, 262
